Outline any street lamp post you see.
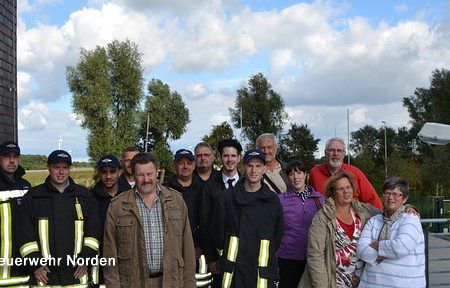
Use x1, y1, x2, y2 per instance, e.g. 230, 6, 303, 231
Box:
382, 121, 387, 178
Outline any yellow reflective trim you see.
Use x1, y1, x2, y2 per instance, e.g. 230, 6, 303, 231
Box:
257, 277, 268, 288
79, 274, 88, 285
222, 272, 233, 288
0, 202, 12, 279
31, 285, 88, 288
258, 239, 270, 267
199, 254, 207, 274
196, 278, 213, 287
38, 219, 50, 258
91, 265, 99, 285
73, 220, 84, 256
75, 197, 83, 220
256, 239, 270, 288
83, 237, 99, 251
226, 236, 239, 262
20, 241, 40, 257
0, 275, 30, 285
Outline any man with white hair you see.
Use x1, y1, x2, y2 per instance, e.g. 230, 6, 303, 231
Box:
309, 137, 383, 209
256, 133, 289, 194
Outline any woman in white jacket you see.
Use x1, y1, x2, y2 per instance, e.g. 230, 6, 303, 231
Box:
357, 177, 425, 288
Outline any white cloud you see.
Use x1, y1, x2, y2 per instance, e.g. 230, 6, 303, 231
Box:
16, 1, 450, 159
395, 4, 408, 13
18, 102, 49, 130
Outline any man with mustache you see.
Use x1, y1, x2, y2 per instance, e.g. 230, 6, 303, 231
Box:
103, 152, 195, 288
309, 137, 383, 209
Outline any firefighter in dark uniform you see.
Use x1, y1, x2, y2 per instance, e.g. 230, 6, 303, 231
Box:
0, 141, 31, 287
210, 149, 283, 288
91, 154, 131, 287
16, 150, 100, 287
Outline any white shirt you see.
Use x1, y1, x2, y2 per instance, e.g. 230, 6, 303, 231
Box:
222, 173, 239, 189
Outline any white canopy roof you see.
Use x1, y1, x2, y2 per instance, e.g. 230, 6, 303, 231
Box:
418, 122, 450, 145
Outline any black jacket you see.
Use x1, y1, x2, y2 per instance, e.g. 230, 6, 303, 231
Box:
91, 177, 131, 231
0, 165, 31, 191
0, 166, 31, 285
91, 177, 130, 285
199, 170, 241, 263
164, 176, 202, 246
16, 176, 100, 286
211, 179, 283, 287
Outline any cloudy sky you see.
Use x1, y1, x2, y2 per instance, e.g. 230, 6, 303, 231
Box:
17, 0, 450, 161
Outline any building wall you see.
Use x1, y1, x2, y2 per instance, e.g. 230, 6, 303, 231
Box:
0, 0, 17, 142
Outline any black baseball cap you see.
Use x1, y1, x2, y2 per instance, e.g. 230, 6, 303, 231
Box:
47, 150, 72, 165
97, 155, 121, 169
0, 141, 20, 156
243, 149, 266, 165
174, 149, 195, 161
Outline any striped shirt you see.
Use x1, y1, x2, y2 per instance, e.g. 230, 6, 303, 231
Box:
135, 187, 164, 274
357, 213, 425, 287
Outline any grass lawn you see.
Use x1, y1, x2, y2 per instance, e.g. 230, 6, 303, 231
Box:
24, 168, 95, 188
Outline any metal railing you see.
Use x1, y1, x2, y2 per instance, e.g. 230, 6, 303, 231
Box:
421, 218, 450, 287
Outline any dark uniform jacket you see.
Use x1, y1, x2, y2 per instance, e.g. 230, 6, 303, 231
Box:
91, 178, 131, 285
0, 166, 31, 286
199, 170, 241, 264
211, 178, 283, 287
16, 176, 100, 286
164, 176, 202, 246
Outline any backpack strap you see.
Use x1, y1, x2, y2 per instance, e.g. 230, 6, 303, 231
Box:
262, 174, 282, 194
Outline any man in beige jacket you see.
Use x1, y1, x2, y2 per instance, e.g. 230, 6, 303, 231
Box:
103, 152, 196, 288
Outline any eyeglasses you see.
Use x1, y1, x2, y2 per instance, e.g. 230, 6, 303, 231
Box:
383, 191, 403, 198
326, 148, 345, 154
195, 153, 213, 158
336, 185, 352, 192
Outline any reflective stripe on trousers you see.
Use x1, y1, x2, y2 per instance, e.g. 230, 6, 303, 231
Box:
257, 239, 270, 288
222, 236, 239, 288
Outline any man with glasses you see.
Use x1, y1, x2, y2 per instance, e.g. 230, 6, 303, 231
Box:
309, 137, 383, 209
193, 142, 219, 182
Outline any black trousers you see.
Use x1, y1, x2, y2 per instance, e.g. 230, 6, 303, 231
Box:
278, 257, 306, 288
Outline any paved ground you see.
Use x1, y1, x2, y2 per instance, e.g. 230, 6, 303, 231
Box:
428, 234, 450, 287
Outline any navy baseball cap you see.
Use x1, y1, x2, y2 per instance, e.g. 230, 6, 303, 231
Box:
243, 149, 266, 165
97, 155, 121, 169
174, 149, 195, 161
0, 141, 20, 156
47, 150, 72, 165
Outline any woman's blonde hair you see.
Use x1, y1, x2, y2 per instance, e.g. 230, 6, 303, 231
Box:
324, 171, 356, 199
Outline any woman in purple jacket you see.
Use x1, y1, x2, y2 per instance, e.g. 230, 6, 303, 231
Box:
277, 160, 325, 288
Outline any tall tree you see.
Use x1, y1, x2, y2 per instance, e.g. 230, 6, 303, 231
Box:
202, 121, 235, 153
278, 123, 319, 169
230, 73, 288, 145
140, 79, 190, 174
67, 39, 144, 161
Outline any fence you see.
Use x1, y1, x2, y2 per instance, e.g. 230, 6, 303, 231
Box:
421, 218, 450, 287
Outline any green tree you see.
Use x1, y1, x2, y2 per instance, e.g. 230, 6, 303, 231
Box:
202, 121, 235, 154
229, 73, 288, 145
139, 79, 190, 175
402, 68, 450, 194
278, 123, 319, 169
67, 39, 143, 161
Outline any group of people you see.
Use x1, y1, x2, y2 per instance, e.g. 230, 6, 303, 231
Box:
0, 133, 425, 288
